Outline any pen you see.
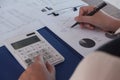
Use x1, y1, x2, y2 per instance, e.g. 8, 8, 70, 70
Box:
71, 2, 107, 28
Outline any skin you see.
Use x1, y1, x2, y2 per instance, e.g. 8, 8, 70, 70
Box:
75, 6, 120, 32
19, 56, 55, 80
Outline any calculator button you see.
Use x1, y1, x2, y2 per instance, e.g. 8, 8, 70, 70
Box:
36, 51, 40, 54
32, 48, 36, 51
25, 58, 32, 65
28, 53, 33, 58
26, 50, 31, 53
44, 55, 52, 60
18, 50, 22, 53
20, 52, 24, 55
41, 49, 46, 53
23, 56, 28, 59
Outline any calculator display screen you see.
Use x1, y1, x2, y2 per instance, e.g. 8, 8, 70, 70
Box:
11, 36, 40, 50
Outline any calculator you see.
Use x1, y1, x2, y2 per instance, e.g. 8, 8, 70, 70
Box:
5, 31, 65, 69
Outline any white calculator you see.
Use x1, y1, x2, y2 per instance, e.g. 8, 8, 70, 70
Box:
5, 31, 65, 69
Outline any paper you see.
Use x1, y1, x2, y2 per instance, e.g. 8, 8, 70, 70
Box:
0, 0, 23, 8
41, 1, 112, 57
44, 0, 86, 11
0, 0, 47, 46
0, 0, 87, 47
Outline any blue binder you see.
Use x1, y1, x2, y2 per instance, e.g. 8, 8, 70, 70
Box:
0, 27, 83, 80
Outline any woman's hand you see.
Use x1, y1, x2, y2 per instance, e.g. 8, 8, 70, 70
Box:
19, 56, 55, 80
75, 6, 120, 32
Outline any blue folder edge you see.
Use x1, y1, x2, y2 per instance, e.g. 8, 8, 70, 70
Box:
0, 27, 83, 80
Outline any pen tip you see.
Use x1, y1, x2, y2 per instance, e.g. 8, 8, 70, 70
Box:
71, 22, 79, 28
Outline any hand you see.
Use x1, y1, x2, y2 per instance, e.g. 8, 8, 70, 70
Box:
19, 56, 55, 80
75, 6, 120, 32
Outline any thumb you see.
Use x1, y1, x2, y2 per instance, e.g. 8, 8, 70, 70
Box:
75, 16, 93, 24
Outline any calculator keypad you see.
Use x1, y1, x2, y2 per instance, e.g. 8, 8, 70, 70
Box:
16, 41, 64, 66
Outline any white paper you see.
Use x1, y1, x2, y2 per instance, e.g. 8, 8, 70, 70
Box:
0, 0, 48, 46
41, 1, 112, 57
0, 0, 23, 8
0, 0, 87, 47
44, 0, 86, 11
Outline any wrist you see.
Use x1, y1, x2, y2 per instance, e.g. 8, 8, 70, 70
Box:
110, 18, 120, 32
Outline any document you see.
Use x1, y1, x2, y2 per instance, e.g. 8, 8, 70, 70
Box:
0, 0, 22, 8
40, 0, 112, 57
44, 0, 86, 11
0, 0, 87, 47
0, 0, 47, 46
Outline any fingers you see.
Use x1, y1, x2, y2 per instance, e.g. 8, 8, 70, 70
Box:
19, 70, 30, 80
34, 55, 44, 65
79, 6, 95, 16
84, 24, 94, 30
75, 16, 95, 29
19, 55, 56, 80
75, 6, 96, 29
46, 61, 56, 80
80, 23, 95, 30
29, 55, 55, 74
75, 16, 93, 23
46, 61, 55, 74
35, 55, 55, 74
75, 16, 84, 28
36, 55, 55, 73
